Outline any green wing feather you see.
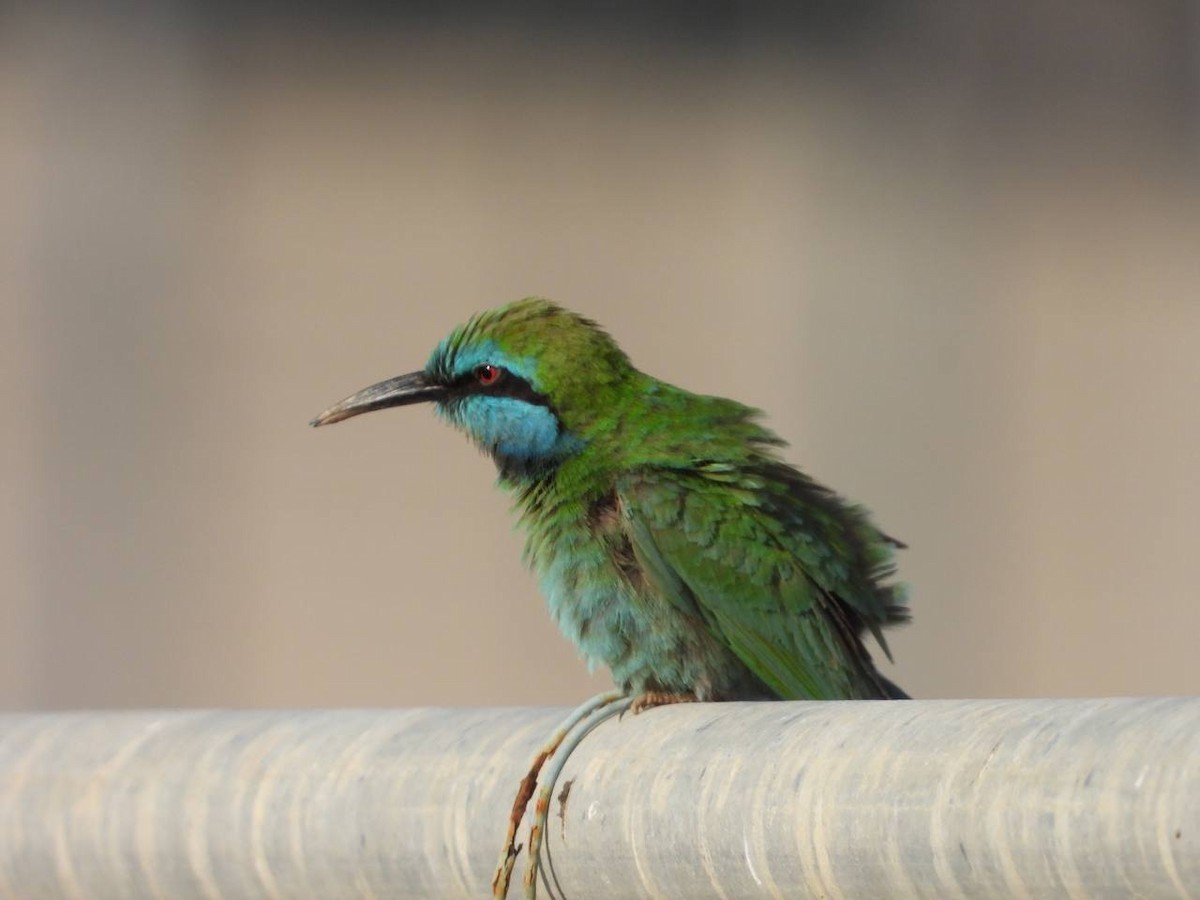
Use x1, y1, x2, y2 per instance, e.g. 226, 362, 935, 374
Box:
618, 461, 907, 701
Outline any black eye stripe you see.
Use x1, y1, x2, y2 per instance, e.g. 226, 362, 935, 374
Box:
445, 366, 553, 409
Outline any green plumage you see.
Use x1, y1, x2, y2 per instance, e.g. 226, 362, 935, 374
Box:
314, 298, 910, 701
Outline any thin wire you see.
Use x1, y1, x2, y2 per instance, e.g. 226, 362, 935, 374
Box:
491, 690, 626, 899
523, 695, 635, 900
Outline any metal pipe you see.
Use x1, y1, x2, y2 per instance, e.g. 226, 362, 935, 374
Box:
1, 699, 1196, 898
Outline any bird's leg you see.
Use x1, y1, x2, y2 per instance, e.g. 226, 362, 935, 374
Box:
521, 693, 635, 900
492, 690, 626, 900
629, 690, 698, 715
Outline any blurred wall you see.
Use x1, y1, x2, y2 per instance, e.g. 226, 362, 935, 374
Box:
2, 2, 1198, 708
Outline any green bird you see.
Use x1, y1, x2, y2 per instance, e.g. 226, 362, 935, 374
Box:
314, 298, 911, 898
313, 298, 909, 704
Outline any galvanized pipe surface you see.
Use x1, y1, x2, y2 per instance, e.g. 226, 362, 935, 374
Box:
0, 699, 1196, 899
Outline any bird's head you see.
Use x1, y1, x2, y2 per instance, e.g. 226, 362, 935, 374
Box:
312, 298, 636, 479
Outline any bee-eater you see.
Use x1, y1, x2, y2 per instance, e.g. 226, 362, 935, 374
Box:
312, 298, 910, 897
313, 297, 908, 703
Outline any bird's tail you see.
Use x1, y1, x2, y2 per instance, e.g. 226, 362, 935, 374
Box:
876, 673, 910, 700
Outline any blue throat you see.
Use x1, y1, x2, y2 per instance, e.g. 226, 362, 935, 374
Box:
438, 395, 583, 482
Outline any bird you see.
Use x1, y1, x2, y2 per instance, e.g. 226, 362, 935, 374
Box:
312, 297, 910, 896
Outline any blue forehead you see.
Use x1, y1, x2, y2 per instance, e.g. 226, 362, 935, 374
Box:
427, 338, 539, 387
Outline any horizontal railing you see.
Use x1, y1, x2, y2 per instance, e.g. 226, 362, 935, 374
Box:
1, 698, 1197, 898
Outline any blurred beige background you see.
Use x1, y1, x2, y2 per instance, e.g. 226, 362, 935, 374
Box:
2, 3, 1198, 709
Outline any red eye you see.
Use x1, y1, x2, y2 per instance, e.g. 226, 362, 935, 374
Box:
475, 364, 501, 386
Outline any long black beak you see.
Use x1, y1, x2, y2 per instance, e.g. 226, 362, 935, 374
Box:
310, 371, 446, 427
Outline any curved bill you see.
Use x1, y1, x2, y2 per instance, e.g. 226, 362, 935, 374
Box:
310, 371, 445, 427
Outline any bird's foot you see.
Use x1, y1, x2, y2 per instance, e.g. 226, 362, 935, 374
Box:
629, 690, 698, 715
